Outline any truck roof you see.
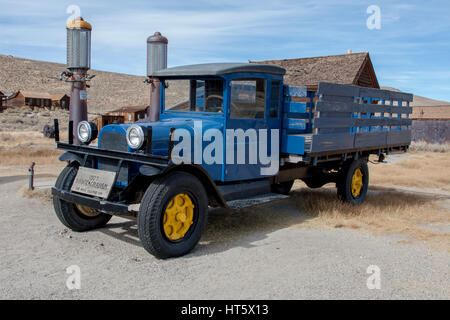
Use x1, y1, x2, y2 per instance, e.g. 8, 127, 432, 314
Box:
152, 63, 286, 78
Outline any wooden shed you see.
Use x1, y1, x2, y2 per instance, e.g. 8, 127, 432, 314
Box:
251, 52, 379, 91
4, 91, 24, 107
22, 91, 52, 108
107, 106, 148, 122
50, 94, 70, 110
5, 91, 52, 108
93, 106, 148, 131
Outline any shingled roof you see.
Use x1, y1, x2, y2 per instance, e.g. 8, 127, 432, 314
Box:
250, 52, 379, 89
20, 91, 52, 100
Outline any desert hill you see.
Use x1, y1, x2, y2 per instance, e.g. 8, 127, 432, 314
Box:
0, 54, 149, 114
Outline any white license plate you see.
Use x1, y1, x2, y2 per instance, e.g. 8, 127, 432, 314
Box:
71, 167, 116, 199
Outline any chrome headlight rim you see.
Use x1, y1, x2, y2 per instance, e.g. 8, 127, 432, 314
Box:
126, 125, 145, 150
77, 121, 93, 144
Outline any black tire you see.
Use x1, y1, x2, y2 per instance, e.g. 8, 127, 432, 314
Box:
336, 158, 369, 205
271, 180, 294, 195
137, 172, 208, 259
53, 163, 112, 231
301, 176, 329, 189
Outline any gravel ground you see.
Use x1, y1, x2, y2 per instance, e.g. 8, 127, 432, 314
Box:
0, 177, 448, 300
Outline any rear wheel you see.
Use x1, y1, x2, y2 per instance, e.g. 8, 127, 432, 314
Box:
53, 163, 112, 231
137, 172, 208, 259
336, 158, 369, 205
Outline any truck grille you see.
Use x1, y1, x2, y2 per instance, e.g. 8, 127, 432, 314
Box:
99, 131, 128, 152
99, 132, 129, 184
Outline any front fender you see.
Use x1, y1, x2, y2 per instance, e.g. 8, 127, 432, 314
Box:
59, 152, 84, 164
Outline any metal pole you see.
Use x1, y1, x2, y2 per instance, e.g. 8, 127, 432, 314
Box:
69, 71, 88, 145
148, 78, 161, 122
28, 162, 35, 191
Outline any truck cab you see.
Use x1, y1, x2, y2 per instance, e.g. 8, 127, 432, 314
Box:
155, 63, 285, 182
52, 62, 413, 259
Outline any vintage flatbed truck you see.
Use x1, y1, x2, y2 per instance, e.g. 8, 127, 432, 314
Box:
52, 62, 413, 258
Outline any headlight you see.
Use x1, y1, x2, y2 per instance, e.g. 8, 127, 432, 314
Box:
126, 125, 145, 149
77, 121, 98, 144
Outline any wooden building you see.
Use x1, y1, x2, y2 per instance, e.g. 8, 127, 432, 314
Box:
5, 91, 52, 108
107, 106, 148, 122
93, 106, 148, 131
4, 91, 24, 107
50, 94, 70, 110
251, 52, 379, 90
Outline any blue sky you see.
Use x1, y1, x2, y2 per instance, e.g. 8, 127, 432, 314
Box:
0, 0, 449, 101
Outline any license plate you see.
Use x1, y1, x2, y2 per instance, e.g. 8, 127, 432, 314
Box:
71, 167, 116, 199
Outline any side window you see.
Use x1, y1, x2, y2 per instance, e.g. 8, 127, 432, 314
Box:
270, 80, 280, 118
230, 79, 266, 119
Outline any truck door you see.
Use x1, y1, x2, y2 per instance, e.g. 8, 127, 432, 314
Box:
224, 76, 281, 181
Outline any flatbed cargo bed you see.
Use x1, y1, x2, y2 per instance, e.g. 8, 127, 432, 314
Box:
281, 82, 413, 163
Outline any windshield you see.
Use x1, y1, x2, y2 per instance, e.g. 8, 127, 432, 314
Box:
164, 79, 224, 114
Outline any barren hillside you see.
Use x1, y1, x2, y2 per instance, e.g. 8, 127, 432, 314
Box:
0, 54, 149, 114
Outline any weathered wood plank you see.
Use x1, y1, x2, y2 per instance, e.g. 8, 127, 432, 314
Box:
314, 117, 353, 129
317, 82, 359, 97
318, 82, 413, 102
354, 132, 388, 148
314, 117, 412, 129
391, 106, 413, 114
316, 101, 413, 114
310, 133, 355, 153
389, 130, 411, 145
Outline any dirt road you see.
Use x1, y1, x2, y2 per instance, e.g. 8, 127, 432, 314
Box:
0, 176, 448, 300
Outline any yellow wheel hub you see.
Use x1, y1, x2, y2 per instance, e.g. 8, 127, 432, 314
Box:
75, 204, 100, 217
351, 168, 363, 198
163, 194, 195, 241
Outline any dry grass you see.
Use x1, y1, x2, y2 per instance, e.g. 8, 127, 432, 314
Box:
370, 152, 450, 192
0, 107, 70, 132
0, 131, 57, 149
291, 188, 449, 251
20, 186, 52, 202
0, 147, 62, 166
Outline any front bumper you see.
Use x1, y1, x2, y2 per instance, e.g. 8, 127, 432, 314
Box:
56, 142, 170, 168
54, 142, 169, 215
52, 187, 136, 215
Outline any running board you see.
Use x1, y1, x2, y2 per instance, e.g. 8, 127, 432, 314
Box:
226, 193, 289, 210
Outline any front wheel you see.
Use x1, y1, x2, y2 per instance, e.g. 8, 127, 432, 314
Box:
53, 164, 112, 232
336, 158, 369, 205
137, 172, 208, 259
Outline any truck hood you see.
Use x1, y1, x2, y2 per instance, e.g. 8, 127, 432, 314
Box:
98, 117, 223, 157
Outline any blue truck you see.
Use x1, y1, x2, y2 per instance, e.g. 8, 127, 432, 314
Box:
52, 62, 413, 258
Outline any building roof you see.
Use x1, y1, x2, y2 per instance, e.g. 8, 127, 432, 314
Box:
152, 63, 286, 78
0, 91, 4, 96
250, 52, 379, 88
20, 91, 52, 99
50, 93, 69, 100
